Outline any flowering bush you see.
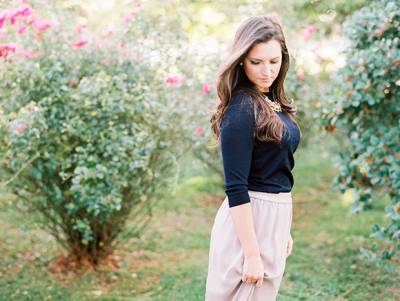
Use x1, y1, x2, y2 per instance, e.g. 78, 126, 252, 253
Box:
319, 0, 399, 271
0, 1, 192, 264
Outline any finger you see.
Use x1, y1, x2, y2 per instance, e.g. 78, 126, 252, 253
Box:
256, 278, 263, 288
242, 276, 254, 284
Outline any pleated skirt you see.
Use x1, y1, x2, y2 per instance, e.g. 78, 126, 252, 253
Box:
205, 190, 293, 301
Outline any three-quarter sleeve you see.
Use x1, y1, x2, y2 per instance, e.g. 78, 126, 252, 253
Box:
220, 92, 255, 208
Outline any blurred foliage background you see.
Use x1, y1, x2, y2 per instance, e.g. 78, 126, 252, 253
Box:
0, 0, 398, 300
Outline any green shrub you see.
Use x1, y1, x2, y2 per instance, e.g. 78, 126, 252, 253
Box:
0, 2, 188, 264
319, 0, 399, 271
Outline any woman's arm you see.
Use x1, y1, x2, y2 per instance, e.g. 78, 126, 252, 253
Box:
231, 202, 264, 288
220, 92, 264, 286
230, 203, 260, 258
220, 92, 259, 256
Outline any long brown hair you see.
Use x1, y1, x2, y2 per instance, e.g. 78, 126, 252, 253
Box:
210, 15, 300, 146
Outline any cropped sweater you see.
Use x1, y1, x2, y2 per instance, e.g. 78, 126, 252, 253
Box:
220, 90, 301, 208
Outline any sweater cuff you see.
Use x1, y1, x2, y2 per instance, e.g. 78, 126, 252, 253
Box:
227, 191, 251, 208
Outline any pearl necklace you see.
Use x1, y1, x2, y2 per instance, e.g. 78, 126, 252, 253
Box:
264, 94, 282, 112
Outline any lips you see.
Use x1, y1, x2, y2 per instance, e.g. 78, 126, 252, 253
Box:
260, 77, 271, 81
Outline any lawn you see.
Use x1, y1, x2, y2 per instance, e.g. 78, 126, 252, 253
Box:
0, 139, 399, 301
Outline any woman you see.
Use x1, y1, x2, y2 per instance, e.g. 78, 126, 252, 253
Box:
205, 15, 302, 301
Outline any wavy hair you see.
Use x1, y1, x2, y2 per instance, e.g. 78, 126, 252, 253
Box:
210, 15, 301, 146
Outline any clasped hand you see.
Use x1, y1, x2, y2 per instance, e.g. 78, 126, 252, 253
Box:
242, 233, 293, 288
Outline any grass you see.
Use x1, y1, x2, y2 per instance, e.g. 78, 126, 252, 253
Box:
0, 137, 399, 300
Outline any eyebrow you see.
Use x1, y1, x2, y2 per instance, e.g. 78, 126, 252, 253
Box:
249, 56, 281, 61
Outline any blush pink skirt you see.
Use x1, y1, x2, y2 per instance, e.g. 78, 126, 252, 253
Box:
205, 190, 293, 301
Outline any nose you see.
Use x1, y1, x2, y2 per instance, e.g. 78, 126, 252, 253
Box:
261, 63, 273, 76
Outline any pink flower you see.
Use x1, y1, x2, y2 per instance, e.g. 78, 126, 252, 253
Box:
9, 5, 32, 25
95, 30, 114, 48
15, 6, 32, 17
15, 122, 27, 135
0, 43, 17, 58
0, 11, 9, 29
4, 44, 16, 52
131, 1, 142, 15
74, 38, 88, 48
75, 23, 87, 34
16, 49, 35, 58
34, 19, 51, 32
123, 1, 141, 22
103, 30, 114, 38
195, 127, 204, 137
123, 14, 133, 23
202, 83, 210, 95
164, 74, 182, 86
300, 25, 317, 42
17, 25, 26, 34
9, 15, 17, 25
132, 1, 141, 12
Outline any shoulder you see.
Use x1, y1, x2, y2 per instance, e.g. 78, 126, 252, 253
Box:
230, 89, 253, 106
227, 90, 254, 116
222, 90, 255, 128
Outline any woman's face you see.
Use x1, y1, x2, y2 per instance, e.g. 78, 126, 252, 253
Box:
243, 39, 282, 93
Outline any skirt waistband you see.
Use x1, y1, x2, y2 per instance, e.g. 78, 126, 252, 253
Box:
248, 190, 292, 203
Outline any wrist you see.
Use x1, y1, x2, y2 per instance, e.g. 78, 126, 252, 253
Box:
244, 248, 260, 258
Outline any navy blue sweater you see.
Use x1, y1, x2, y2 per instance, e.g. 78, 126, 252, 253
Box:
220, 90, 301, 208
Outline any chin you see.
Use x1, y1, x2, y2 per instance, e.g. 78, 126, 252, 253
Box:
259, 84, 270, 90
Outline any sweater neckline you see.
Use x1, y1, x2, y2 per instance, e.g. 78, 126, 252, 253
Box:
262, 91, 275, 102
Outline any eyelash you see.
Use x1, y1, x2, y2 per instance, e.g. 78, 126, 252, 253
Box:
251, 61, 278, 65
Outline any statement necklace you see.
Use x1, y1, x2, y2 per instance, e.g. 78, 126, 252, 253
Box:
264, 94, 282, 112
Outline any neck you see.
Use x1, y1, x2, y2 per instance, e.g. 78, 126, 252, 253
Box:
254, 84, 269, 93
